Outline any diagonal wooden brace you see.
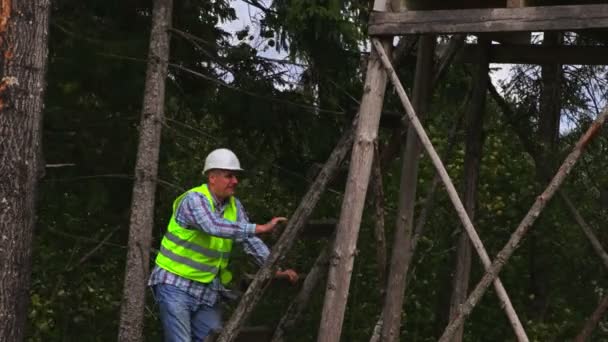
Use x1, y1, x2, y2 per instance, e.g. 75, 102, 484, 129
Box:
371, 38, 529, 342
437, 106, 608, 342
216, 121, 356, 342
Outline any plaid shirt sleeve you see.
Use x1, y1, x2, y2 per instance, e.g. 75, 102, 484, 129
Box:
176, 192, 256, 242
235, 199, 270, 267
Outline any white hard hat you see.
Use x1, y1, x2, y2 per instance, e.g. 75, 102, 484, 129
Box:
203, 148, 243, 173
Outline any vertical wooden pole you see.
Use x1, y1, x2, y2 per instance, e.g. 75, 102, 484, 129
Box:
380, 35, 436, 342
372, 38, 528, 342
316, 2, 392, 340
528, 31, 562, 320
448, 38, 490, 342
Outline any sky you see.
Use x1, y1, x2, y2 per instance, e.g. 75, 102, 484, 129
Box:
222, 0, 513, 88
220, 1, 607, 134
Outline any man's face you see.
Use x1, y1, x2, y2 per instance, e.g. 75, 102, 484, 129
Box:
208, 169, 239, 200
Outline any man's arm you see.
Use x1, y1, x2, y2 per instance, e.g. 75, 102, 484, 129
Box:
177, 193, 256, 241
177, 193, 285, 241
237, 200, 298, 283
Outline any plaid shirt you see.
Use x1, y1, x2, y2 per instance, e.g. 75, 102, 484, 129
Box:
148, 189, 270, 307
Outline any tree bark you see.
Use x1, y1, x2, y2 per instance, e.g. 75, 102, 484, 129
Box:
0, 1, 50, 340
380, 35, 436, 342
447, 38, 489, 342
117, 0, 172, 341
438, 107, 608, 342
218, 121, 355, 342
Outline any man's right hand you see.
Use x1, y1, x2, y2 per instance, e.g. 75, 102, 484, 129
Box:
255, 217, 287, 234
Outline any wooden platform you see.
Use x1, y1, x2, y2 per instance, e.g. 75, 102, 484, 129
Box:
369, 4, 608, 35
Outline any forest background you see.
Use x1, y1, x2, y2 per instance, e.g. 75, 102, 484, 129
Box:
15, 0, 608, 341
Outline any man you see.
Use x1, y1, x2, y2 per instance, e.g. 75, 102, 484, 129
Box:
149, 148, 298, 342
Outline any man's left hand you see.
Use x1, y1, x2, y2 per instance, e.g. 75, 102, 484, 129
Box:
275, 269, 299, 284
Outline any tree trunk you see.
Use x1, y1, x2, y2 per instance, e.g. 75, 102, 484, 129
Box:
448, 38, 489, 342
0, 1, 50, 340
380, 35, 436, 342
117, 0, 172, 341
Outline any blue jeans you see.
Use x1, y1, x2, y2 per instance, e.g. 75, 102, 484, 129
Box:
153, 284, 222, 342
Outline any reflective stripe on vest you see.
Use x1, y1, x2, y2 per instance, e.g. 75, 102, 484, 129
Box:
155, 184, 236, 284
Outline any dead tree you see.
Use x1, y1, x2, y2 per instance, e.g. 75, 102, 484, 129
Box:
448, 38, 489, 342
0, 1, 51, 340
117, 0, 173, 341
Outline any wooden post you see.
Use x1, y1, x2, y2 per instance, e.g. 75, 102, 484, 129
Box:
438, 107, 608, 342
371, 38, 528, 342
380, 35, 436, 342
528, 31, 562, 320
217, 121, 355, 342
316, 1, 392, 340
448, 38, 489, 342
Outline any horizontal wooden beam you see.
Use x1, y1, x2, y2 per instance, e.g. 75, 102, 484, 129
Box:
369, 4, 608, 35
443, 44, 608, 65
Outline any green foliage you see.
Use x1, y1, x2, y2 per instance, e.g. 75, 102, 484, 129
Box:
29, 1, 608, 341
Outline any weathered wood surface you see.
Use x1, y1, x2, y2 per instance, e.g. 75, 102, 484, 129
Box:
369, 4, 608, 35
448, 38, 489, 342
380, 35, 436, 342
372, 37, 528, 341
316, 38, 391, 341
442, 44, 608, 65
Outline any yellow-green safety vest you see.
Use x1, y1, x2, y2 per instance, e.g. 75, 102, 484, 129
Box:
155, 184, 235, 285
